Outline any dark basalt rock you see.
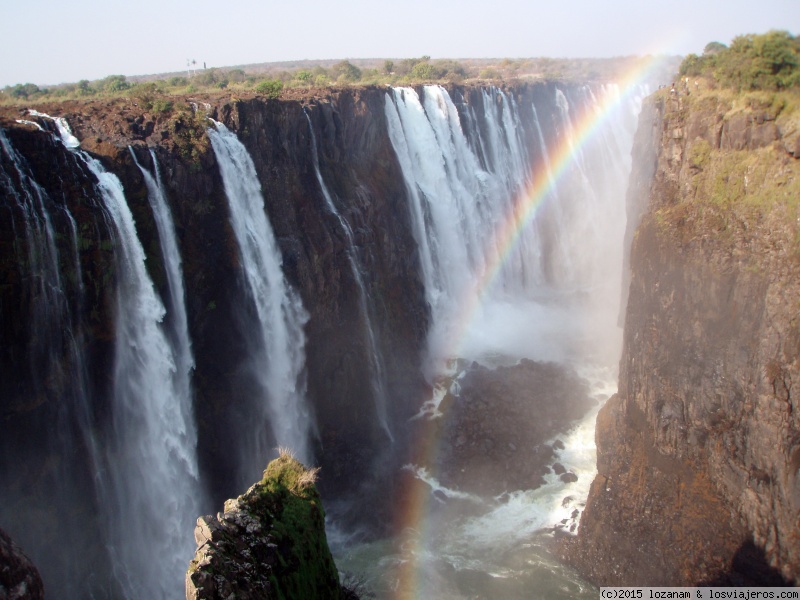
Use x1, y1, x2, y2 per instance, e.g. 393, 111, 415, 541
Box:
0, 527, 44, 600
427, 359, 594, 497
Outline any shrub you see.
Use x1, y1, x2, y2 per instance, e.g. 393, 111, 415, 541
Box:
410, 62, 442, 80
332, 60, 362, 82
151, 98, 173, 113
6, 83, 41, 99
100, 74, 130, 92
226, 68, 247, 83
479, 68, 502, 80
255, 79, 283, 99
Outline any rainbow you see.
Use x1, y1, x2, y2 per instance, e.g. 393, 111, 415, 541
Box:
386, 54, 672, 599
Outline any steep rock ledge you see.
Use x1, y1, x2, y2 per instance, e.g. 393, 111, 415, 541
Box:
562, 91, 800, 584
186, 452, 346, 600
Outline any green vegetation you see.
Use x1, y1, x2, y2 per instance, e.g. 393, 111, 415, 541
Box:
691, 144, 799, 211
254, 449, 344, 600
1, 55, 671, 107
254, 79, 283, 99
166, 104, 211, 164
654, 83, 800, 257
679, 30, 800, 91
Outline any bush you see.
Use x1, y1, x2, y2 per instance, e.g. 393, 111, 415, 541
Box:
6, 83, 41, 99
255, 79, 283, 99
410, 62, 442, 80
77, 80, 94, 95
152, 98, 173, 113
332, 60, 362, 82
226, 68, 247, 83
100, 75, 130, 92
679, 31, 800, 91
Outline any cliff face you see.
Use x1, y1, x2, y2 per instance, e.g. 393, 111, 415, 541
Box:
0, 89, 430, 596
564, 90, 800, 584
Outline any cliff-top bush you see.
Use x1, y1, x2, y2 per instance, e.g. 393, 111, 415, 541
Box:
680, 30, 800, 91
255, 79, 283, 99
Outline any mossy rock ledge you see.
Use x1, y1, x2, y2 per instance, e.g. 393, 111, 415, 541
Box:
186, 452, 345, 600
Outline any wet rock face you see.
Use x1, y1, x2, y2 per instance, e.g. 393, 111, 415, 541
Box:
428, 360, 594, 497
0, 527, 44, 600
562, 92, 800, 585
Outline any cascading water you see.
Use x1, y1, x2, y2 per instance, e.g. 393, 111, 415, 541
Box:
0, 129, 99, 598
386, 84, 645, 369
334, 83, 648, 598
130, 148, 196, 409
207, 121, 312, 468
71, 136, 202, 599
16, 115, 204, 598
304, 110, 393, 441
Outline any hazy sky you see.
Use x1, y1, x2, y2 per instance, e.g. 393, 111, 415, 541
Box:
1, 0, 797, 87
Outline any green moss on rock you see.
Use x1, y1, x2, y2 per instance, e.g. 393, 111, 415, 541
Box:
186, 451, 345, 600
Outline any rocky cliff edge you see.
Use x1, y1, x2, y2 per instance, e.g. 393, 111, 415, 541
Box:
186, 450, 348, 599
562, 87, 800, 585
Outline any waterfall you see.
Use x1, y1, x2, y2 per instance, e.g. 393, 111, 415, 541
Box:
385, 84, 644, 371
47, 118, 201, 598
0, 129, 99, 598
130, 148, 196, 410
0, 129, 70, 408
304, 110, 392, 441
208, 121, 312, 466
385, 86, 541, 371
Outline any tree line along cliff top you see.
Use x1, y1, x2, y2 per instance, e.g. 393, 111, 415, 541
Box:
0, 55, 676, 107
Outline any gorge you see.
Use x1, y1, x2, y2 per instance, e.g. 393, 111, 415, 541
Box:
2, 69, 796, 599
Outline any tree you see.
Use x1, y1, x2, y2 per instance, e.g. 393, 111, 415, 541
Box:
332, 60, 362, 82
226, 69, 247, 83
101, 75, 130, 92
679, 31, 800, 91
383, 60, 394, 74
7, 83, 41, 99
703, 41, 727, 55
716, 31, 799, 90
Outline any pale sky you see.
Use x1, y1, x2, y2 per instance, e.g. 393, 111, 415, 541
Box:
1, 0, 797, 88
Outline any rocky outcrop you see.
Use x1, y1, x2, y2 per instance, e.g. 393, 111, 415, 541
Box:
562, 91, 800, 584
0, 527, 44, 600
186, 452, 345, 600
428, 360, 593, 496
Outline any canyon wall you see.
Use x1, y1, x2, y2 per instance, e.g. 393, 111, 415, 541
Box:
1, 88, 431, 597
0, 81, 608, 597
564, 90, 800, 585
